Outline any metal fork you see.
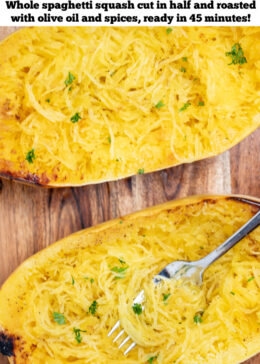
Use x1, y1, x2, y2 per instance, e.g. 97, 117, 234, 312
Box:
108, 209, 260, 355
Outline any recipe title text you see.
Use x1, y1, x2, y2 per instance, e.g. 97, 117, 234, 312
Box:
1, 0, 259, 25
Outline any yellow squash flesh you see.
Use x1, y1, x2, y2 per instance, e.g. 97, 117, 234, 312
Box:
0, 27, 259, 186
0, 195, 259, 364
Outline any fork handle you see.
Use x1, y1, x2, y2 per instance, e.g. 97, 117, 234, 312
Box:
198, 209, 260, 270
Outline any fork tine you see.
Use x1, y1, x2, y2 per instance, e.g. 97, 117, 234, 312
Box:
113, 329, 124, 343
107, 320, 120, 337
118, 336, 130, 349
124, 342, 136, 355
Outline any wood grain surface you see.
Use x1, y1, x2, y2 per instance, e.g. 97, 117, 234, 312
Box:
0, 27, 259, 364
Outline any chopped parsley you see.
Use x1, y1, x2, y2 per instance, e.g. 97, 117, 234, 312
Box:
88, 300, 98, 315
45, 98, 50, 103
248, 276, 255, 282
180, 67, 186, 73
182, 57, 188, 62
119, 220, 123, 224
155, 100, 165, 109
53, 312, 66, 325
71, 112, 82, 123
111, 266, 128, 273
65, 72, 75, 87
108, 136, 111, 144
226, 43, 247, 65
148, 355, 158, 363
72, 276, 75, 285
193, 314, 203, 324
111, 260, 129, 278
166, 28, 172, 35
230, 291, 235, 296
68, 86, 72, 92
132, 303, 142, 315
26, 149, 36, 164
83, 277, 94, 283
138, 168, 145, 175
179, 103, 191, 112
73, 327, 86, 343
163, 293, 171, 302
198, 101, 204, 106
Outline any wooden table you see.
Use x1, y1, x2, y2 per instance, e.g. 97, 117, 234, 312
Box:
0, 27, 259, 364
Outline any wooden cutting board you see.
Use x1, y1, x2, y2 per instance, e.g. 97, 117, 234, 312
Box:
0, 27, 259, 364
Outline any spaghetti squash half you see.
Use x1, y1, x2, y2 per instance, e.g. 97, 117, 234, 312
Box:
0, 27, 259, 186
0, 195, 259, 364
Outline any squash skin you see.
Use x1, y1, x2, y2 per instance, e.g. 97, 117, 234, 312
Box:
0, 194, 259, 364
0, 27, 259, 187
0, 171, 49, 188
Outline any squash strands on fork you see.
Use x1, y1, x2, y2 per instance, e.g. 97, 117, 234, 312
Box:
0, 27, 259, 186
0, 195, 260, 363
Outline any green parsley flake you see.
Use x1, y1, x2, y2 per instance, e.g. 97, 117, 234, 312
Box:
119, 258, 125, 264
88, 300, 98, 315
26, 149, 36, 164
65, 72, 75, 87
132, 303, 142, 315
182, 57, 188, 62
73, 327, 86, 344
71, 112, 82, 123
83, 277, 94, 283
248, 276, 255, 282
155, 100, 165, 109
108, 136, 111, 144
138, 168, 145, 175
166, 28, 172, 35
45, 98, 50, 103
148, 355, 158, 363
198, 101, 204, 106
72, 276, 75, 285
163, 293, 171, 302
53, 312, 66, 325
111, 266, 128, 273
193, 314, 202, 324
230, 291, 235, 296
119, 220, 123, 224
226, 43, 247, 65
180, 67, 186, 73
179, 103, 191, 112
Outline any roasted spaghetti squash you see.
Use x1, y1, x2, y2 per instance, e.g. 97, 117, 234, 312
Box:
0, 27, 259, 186
0, 195, 259, 364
